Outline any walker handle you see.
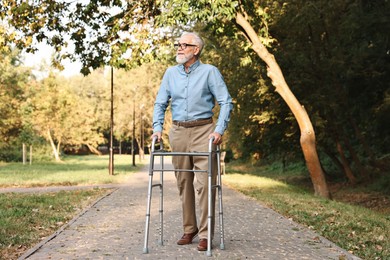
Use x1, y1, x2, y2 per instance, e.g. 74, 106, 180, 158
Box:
209, 136, 215, 152
151, 135, 164, 152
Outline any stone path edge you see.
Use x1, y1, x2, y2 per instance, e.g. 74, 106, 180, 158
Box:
17, 187, 119, 260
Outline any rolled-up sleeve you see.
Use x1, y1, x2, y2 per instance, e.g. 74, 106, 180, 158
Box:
152, 72, 170, 133
208, 67, 233, 135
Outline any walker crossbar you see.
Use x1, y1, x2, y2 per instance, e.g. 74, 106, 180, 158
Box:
151, 169, 208, 173
143, 136, 225, 257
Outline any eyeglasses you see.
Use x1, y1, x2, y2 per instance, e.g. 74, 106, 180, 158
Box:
173, 42, 197, 50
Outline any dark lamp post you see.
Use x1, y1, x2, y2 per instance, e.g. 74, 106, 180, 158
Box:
109, 67, 114, 175
132, 100, 136, 166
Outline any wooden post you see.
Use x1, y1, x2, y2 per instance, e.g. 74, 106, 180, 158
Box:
29, 145, 32, 165
22, 143, 26, 165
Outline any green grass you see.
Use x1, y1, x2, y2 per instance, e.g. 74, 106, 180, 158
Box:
0, 155, 146, 188
0, 189, 110, 259
223, 164, 390, 260
0, 154, 146, 259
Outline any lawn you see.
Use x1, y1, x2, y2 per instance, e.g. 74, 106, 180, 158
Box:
0, 189, 110, 259
0, 155, 145, 188
222, 162, 390, 260
0, 154, 146, 259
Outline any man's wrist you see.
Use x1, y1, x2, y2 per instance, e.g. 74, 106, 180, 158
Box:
153, 127, 163, 133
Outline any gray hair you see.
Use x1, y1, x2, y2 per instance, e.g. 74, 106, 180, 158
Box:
182, 32, 204, 57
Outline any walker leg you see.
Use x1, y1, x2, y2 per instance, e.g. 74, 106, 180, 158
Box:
143, 154, 155, 254
206, 149, 213, 257
216, 148, 225, 250
158, 155, 164, 246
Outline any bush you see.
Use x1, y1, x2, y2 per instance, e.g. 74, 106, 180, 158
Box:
0, 141, 53, 163
0, 145, 22, 162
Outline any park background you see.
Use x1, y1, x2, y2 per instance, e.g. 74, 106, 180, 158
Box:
0, 0, 389, 259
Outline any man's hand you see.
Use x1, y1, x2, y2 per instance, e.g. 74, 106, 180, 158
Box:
151, 131, 162, 142
209, 132, 222, 145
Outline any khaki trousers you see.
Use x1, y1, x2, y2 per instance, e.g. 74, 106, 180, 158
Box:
168, 122, 217, 239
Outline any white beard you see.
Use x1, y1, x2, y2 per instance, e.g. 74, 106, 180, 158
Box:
176, 52, 194, 64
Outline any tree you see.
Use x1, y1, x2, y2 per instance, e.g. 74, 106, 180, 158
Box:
0, 46, 34, 161
268, 0, 390, 180
65, 70, 111, 154
0, 0, 171, 73
234, 11, 329, 197
29, 72, 106, 161
199, 32, 298, 162
1, 0, 331, 197
112, 62, 166, 147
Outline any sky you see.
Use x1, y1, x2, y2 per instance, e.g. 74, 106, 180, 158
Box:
23, 42, 82, 78
20, 2, 123, 79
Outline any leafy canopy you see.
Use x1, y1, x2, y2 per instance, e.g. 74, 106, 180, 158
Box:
1, 0, 276, 75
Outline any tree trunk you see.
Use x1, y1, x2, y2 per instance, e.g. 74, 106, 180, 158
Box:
322, 146, 345, 174
86, 144, 102, 155
348, 116, 387, 171
336, 141, 357, 185
56, 141, 61, 157
343, 136, 368, 179
29, 145, 32, 165
136, 137, 144, 161
47, 129, 61, 162
22, 143, 26, 165
236, 12, 330, 198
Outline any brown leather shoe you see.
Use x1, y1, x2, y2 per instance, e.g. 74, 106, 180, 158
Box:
177, 229, 198, 245
197, 238, 211, 251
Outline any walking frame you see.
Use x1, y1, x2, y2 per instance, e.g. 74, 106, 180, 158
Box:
143, 136, 225, 257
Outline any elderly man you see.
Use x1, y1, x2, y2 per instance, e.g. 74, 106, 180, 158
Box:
151, 32, 233, 251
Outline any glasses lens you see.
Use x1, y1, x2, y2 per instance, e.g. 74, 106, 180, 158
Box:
174, 43, 189, 50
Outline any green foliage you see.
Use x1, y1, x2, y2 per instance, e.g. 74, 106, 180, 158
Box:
1, 0, 274, 75
0, 46, 165, 162
260, 0, 390, 178
198, 20, 301, 162
1, 0, 388, 183
25, 72, 107, 159
0, 144, 22, 162
0, 139, 52, 163
66, 62, 167, 151
369, 170, 390, 195
1, 0, 173, 74
108, 62, 167, 141
0, 47, 37, 160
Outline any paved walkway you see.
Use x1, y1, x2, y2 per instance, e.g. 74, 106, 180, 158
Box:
16, 163, 360, 260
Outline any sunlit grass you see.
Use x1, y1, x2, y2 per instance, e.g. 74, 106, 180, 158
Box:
222, 173, 289, 189
223, 172, 390, 259
0, 155, 147, 188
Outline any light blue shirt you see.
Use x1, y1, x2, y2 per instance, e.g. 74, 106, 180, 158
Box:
153, 60, 233, 135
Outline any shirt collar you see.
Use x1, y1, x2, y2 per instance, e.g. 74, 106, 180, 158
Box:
179, 60, 201, 74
